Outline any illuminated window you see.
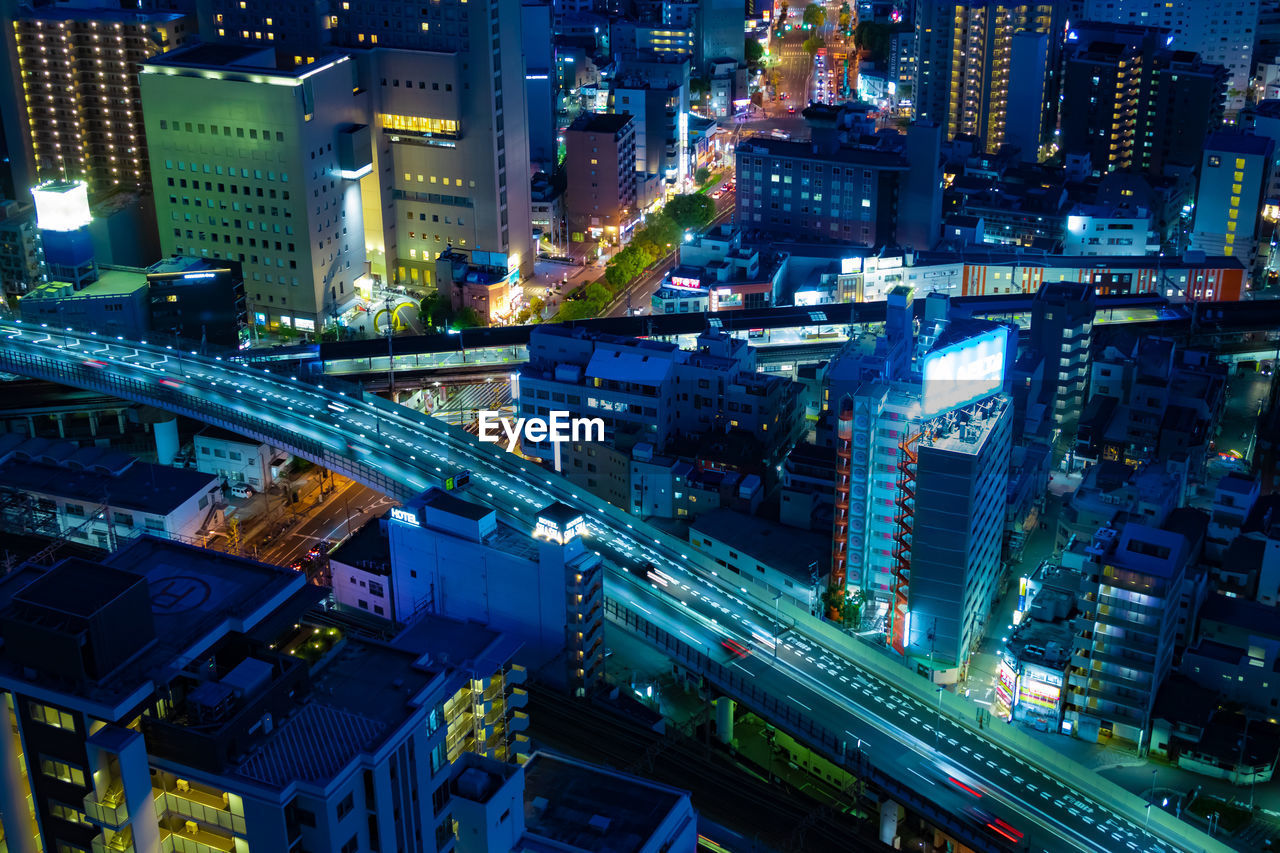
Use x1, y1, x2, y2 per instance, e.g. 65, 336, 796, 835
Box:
29, 703, 75, 731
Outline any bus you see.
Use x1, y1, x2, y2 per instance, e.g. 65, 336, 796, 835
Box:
444, 469, 471, 491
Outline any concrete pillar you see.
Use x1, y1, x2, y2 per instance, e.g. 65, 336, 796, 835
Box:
714, 697, 735, 744
154, 417, 179, 466
25, 415, 35, 437
879, 799, 901, 846
55, 413, 65, 439
116, 410, 126, 433
88, 411, 100, 436
0, 695, 39, 853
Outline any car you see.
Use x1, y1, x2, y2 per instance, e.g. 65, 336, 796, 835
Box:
720, 182, 730, 191
229, 483, 255, 499
711, 190, 723, 199
788, 106, 797, 113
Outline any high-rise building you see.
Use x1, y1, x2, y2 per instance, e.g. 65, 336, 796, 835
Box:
139, 46, 370, 333
197, 0, 535, 290
913, 0, 1066, 155
1060, 23, 1227, 176
1190, 132, 1275, 264
0, 5, 192, 197
1083, 0, 1259, 114
828, 295, 1013, 680
523, 0, 559, 172
565, 112, 638, 241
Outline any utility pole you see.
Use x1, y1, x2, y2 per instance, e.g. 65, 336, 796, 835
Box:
384, 292, 395, 398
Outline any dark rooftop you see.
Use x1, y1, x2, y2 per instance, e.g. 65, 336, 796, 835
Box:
0, 456, 218, 516
421, 487, 496, 522
15, 558, 141, 619
568, 112, 634, 134
521, 752, 687, 853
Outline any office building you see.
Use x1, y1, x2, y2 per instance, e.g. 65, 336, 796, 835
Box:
733, 121, 942, 248
385, 491, 604, 696
611, 55, 691, 185
564, 112, 639, 241
0, 5, 191, 197
198, 0, 537, 290
689, 508, 830, 612
1060, 23, 1227, 176
913, 0, 1065, 155
140, 46, 370, 334
1062, 205, 1159, 257
1082, 0, 1259, 114
830, 297, 1012, 679
523, 0, 558, 172
1063, 522, 1192, 744
895, 393, 1012, 681
1029, 281, 1094, 434
145, 256, 248, 349
1190, 133, 1275, 264
0, 536, 486, 853
0, 434, 222, 548
1241, 99, 1280, 203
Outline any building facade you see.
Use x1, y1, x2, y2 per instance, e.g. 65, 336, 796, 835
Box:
565, 112, 638, 241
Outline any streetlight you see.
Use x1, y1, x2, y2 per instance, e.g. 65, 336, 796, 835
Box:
772, 590, 783, 658
1145, 768, 1157, 827
935, 686, 944, 748
448, 327, 466, 363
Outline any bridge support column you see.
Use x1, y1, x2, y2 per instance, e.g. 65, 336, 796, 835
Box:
25, 415, 34, 437
88, 410, 99, 436
154, 417, 179, 465
117, 410, 126, 433
715, 697, 735, 744
879, 799, 901, 846
54, 413, 66, 438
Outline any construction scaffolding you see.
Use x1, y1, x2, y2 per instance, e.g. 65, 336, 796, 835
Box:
826, 398, 853, 622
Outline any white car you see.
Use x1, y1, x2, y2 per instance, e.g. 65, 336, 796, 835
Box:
229, 483, 255, 499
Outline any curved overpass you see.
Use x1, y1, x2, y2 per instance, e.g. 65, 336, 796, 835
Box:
0, 319, 1225, 853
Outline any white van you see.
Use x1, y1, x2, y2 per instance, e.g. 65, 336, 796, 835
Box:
229, 483, 255, 499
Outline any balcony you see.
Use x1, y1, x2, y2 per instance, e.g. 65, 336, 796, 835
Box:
154, 785, 245, 835
160, 822, 237, 853
508, 687, 528, 709
507, 664, 527, 684
509, 711, 529, 732
84, 788, 129, 829
93, 835, 136, 853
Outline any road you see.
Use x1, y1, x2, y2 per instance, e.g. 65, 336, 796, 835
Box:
603, 190, 737, 318
0, 320, 1229, 853
252, 480, 392, 568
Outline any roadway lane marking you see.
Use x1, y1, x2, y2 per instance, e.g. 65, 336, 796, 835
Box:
731, 662, 754, 676
787, 695, 812, 711
908, 768, 936, 786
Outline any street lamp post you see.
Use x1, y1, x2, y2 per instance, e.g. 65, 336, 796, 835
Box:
1146, 768, 1157, 827
772, 590, 783, 658
384, 293, 395, 397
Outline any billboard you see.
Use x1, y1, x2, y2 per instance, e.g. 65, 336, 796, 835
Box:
921, 326, 1007, 416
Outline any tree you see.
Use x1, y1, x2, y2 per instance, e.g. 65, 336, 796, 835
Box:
745, 38, 764, 66
803, 35, 824, 56
451, 306, 483, 329
419, 290, 452, 329
695, 166, 712, 185
664, 193, 716, 231
802, 3, 825, 28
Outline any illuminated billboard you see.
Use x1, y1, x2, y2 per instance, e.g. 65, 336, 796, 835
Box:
921, 326, 1007, 416
32, 180, 91, 232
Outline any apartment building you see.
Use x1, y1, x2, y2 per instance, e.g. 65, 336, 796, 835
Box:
565, 112, 639, 240
1191, 133, 1275, 265
1063, 523, 1192, 745
0, 5, 192, 196
1029, 281, 1094, 434
0, 538, 467, 853
913, 0, 1065, 155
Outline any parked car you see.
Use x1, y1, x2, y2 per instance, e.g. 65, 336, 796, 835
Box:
229, 483, 255, 499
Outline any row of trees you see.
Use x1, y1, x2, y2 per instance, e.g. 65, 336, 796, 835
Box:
555, 193, 717, 321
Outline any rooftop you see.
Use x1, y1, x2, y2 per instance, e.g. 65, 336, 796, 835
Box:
691, 508, 828, 582
520, 752, 688, 853
0, 454, 218, 516
0, 538, 302, 710
22, 267, 147, 301
392, 612, 522, 676
568, 112, 634, 135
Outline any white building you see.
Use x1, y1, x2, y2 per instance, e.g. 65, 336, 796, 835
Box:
1190, 133, 1275, 265
385, 490, 604, 695
1083, 0, 1260, 113
1062, 205, 1159, 256
689, 508, 829, 612
194, 426, 290, 491
0, 435, 222, 547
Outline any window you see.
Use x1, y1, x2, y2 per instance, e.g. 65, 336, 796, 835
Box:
369, 580, 385, 597
40, 757, 85, 786
112, 512, 134, 527
30, 703, 75, 731
337, 792, 354, 819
